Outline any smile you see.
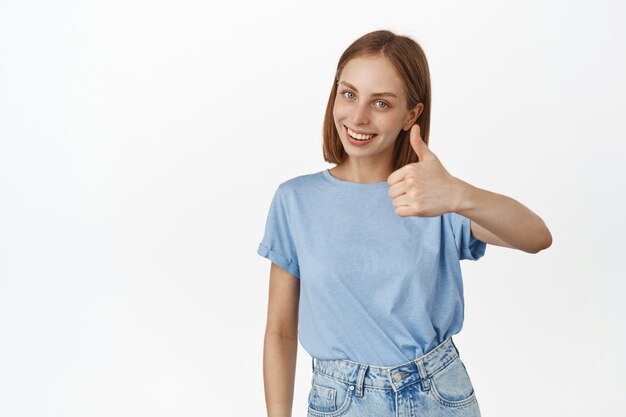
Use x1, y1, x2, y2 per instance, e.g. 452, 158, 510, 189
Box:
345, 125, 377, 141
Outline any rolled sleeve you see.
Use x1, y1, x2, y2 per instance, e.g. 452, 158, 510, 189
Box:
257, 185, 301, 278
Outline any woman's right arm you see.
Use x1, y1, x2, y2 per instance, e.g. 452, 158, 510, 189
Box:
263, 261, 300, 417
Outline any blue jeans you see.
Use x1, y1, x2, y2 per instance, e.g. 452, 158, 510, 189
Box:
308, 337, 481, 417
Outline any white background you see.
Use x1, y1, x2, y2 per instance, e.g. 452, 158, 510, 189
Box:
1, 0, 625, 416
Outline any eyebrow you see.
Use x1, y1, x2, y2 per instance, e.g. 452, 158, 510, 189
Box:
339, 81, 398, 99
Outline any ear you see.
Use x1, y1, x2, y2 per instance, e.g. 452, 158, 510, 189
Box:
402, 103, 424, 131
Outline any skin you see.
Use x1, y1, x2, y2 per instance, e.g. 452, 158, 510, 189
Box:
263, 53, 552, 417
263, 262, 299, 417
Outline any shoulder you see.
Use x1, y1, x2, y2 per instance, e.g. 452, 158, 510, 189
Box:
277, 170, 324, 196
442, 211, 466, 226
441, 212, 471, 238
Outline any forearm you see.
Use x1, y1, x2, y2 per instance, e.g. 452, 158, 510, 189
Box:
264, 332, 298, 417
453, 177, 552, 253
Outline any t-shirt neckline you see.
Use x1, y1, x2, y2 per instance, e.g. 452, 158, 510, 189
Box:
322, 169, 389, 189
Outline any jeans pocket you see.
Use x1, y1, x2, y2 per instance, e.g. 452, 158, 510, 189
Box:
429, 356, 477, 408
307, 370, 355, 416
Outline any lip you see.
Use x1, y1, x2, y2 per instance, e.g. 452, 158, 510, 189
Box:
344, 125, 376, 136
344, 125, 376, 146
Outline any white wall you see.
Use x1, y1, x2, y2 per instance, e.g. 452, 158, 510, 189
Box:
0, 0, 624, 416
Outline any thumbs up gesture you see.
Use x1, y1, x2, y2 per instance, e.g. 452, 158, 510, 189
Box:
387, 124, 463, 217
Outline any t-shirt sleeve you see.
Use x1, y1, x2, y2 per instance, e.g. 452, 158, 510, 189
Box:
257, 185, 301, 278
447, 212, 487, 261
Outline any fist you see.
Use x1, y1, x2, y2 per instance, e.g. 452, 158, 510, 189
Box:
386, 124, 462, 217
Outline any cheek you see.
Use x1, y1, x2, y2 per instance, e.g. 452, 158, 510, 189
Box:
332, 103, 343, 120
380, 115, 405, 132
332, 107, 342, 130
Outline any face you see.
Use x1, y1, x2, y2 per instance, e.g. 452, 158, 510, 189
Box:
333, 54, 423, 165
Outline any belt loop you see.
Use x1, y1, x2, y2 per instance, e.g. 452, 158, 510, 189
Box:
416, 359, 431, 391
450, 336, 459, 357
355, 364, 368, 397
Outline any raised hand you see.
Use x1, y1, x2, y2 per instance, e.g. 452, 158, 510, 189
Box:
386, 124, 463, 217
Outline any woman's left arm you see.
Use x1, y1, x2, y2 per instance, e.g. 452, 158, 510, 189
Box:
452, 178, 552, 254
387, 124, 552, 254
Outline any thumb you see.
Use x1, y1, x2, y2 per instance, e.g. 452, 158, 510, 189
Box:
409, 124, 431, 162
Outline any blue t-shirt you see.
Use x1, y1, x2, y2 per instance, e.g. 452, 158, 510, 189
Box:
257, 169, 487, 367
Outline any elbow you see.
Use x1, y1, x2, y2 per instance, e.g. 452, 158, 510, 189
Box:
545, 230, 553, 249
528, 229, 553, 254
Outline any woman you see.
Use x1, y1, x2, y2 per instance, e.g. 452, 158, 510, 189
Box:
258, 30, 552, 417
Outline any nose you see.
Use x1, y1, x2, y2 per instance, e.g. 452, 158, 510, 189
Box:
352, 102, 370, 126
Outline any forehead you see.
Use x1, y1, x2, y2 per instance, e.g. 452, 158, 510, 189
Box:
339, 55, 404, 96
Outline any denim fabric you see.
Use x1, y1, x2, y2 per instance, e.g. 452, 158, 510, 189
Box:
308, 337, 480, 417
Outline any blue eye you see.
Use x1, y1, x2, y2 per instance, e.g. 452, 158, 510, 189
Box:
340, 91, 390, 109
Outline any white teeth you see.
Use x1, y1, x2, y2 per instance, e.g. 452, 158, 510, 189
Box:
347, 127, 375, 140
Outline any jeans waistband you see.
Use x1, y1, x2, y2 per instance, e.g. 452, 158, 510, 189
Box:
311, 337, 460, 394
